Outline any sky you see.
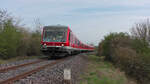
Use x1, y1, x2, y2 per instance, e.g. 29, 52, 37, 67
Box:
1, 0, 150, 45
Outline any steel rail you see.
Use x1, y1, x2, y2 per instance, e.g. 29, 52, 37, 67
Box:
0, 57, 70, 84
0, 60, 45, 72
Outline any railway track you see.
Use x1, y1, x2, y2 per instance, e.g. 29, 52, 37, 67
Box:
0, 59, 44, 72
0, 57, 70, 84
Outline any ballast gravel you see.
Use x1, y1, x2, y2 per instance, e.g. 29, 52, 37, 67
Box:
0, 59, 40, 69
0, 60, 54, 82
15, 54, 88, 84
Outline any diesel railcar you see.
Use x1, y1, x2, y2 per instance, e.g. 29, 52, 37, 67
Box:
40, 26, 94, 57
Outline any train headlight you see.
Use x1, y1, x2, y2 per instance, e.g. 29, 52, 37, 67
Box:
43, 43, 47, 48
62, 44, 64, 46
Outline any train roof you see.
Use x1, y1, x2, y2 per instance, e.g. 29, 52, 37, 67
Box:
44, 25, 68, 29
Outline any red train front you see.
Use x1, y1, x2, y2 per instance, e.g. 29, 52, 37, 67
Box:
40, 25, 94, 58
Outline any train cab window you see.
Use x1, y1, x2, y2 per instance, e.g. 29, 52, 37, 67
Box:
43, 27, 67, 42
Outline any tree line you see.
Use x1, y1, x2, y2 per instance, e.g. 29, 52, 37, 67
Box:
0, 9, 41, 59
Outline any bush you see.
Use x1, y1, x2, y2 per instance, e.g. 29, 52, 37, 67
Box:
99, 32, 130, 61
26, 31, 41, 56
98, 32, 150, 84
0, 20, 22, 59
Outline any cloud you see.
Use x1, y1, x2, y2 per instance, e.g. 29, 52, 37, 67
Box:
1, 0, 150, 45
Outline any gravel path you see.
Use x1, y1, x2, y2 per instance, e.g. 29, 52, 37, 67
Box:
0, 60, 54, 82
15, 54, 88, 84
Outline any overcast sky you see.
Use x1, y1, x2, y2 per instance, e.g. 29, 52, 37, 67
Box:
1, 0, 150, 45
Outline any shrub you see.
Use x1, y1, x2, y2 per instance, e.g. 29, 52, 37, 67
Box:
0, 20, 22, 59
26, 31, 41, 56
98, 32, 150, 84
99, 32, 130, 61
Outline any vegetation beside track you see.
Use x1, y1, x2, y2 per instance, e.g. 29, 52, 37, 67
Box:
80, 55, 136, 84
98, 19, 150, 84
0, 9, 42, 60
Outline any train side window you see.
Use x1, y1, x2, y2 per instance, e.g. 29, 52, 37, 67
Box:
76, 39, 78, 45
72, 34, 73, 44
78, 41, 80, 46
69, 32, 71, 41
73, 36, 75, 44
75, 39, 78, 45
71, 33, 73, 44
70, 32, 73, 45
72, 36, 74, 44
75, 38, 77, 45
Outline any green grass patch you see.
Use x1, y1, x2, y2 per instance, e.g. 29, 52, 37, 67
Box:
80, 55, 136, 84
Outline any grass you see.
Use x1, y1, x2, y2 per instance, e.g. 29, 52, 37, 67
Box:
0, 55, 42, 64
80, 55, 136, 84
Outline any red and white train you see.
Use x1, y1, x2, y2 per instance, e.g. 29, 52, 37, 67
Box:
40, 25, 94, 57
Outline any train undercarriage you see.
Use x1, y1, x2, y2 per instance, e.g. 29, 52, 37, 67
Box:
41, 46, 82, 58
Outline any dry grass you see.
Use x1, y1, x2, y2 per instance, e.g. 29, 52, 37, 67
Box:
80, 55, 137, 84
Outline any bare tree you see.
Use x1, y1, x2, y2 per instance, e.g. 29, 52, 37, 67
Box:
0, 9, 11, 23
0, 9, 9, 30
33, 18, 43, 33
0, 9, 21, 31
131, 19, 150, 43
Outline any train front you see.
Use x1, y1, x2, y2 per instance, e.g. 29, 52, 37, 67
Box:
41, 26, 69, 57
